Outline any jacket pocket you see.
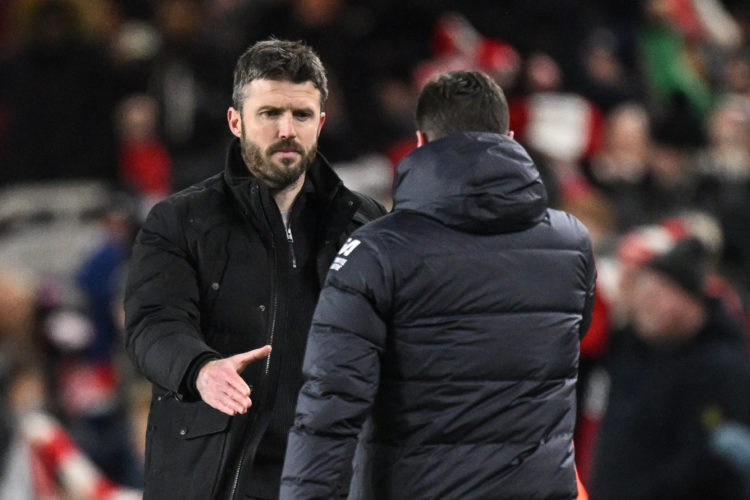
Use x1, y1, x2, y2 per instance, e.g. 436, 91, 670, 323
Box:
145, 395, 232, 499
177, 397, 231, 438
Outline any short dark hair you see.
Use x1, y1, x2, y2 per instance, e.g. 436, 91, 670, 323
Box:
232, 38, 328, 109
416, 70, 509, 141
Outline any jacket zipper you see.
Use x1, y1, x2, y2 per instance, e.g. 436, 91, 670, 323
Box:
286, 226, 297, 269
229, 293, 278, 500
228, 241, 280, 500
264, 274, 279, 376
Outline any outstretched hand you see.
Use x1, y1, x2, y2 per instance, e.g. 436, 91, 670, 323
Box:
196, 345, 272, 415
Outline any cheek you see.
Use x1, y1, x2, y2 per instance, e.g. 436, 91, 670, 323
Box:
298, 123, 321, 145
243, 120, 274, 143
631, 281, 665, 332
660, 295, 686, 321
633, 302, 662, 334
633, 289, 683, 338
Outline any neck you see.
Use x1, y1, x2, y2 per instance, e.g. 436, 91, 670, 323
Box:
272, 173, 306, 212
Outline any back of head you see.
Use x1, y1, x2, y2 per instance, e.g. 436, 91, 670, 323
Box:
416, 70, 509, 141
232, 38, 328, 109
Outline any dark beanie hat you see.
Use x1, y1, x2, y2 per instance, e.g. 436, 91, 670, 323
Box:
647, 237, 708, 299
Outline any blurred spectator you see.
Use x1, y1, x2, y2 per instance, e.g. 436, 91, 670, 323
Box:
115, 94, 172, 216
198, 0, 270, 59
582, 103, 674, 232
577, 27, 644, 113
0, 269, 37, 497
412, 11, 521, 90
588, 235, 750, 499
147, 0, 232, 188
721, 50, 750, 107
0, 269, 37, 359
0, 362, 37, 498
75, 200, 138, 360
0, 266, 142, 498
508, 51, 605, 190
611, 212, 728, 324
30, 201, 144, 489
637, 0, 743, 143
108, 16, 162, 96
268, 0, 383, 160
647, 121, 702, 216
639, 0, 713, 119
0, 0, 120, 185
693, 98, 750, 296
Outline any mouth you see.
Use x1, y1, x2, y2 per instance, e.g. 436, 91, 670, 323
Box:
272, 149, 301, 158
269, 142, 303, 160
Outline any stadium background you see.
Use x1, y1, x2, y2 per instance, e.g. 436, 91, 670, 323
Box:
1, 0, 750, 497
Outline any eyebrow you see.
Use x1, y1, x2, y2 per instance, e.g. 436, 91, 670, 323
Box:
257, 104, 316, 114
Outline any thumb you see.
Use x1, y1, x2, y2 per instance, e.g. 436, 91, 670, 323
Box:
231, 345, 272, 372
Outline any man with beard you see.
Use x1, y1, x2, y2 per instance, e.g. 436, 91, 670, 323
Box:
124, 39, 385, 500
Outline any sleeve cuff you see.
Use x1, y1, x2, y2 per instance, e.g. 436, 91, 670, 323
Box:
181, 352, 222, 401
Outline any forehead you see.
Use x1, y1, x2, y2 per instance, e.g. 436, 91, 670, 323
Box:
242, 79, 321, 111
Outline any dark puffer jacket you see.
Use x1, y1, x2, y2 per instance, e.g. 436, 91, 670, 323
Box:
281, 132, 597, 500
124, 139, 385, 500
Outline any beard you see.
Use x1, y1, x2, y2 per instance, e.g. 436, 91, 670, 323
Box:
239, 130, 318, 191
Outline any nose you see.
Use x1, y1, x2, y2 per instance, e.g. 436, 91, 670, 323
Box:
278, 113, 296, 140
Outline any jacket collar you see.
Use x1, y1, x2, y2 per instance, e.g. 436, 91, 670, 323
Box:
392, 132, 548, 234
222, 138, 359, 236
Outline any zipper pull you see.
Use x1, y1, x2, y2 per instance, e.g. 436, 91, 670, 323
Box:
286, 226, 297, 269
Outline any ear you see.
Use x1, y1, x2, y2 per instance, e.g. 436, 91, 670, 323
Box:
507, 130, 515, 139
228, 107, 242, 138
317, 111, 326, 137
416, 130, 428, 147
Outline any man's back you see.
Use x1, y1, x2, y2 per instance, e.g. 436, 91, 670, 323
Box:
355, 210, 589, 498
282, 132, 596, 500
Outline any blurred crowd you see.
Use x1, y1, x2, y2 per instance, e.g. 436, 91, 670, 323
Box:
2, 0, 750, 498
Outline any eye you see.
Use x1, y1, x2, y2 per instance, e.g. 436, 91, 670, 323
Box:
260, 109, 281, 118
294, 110, 313, 121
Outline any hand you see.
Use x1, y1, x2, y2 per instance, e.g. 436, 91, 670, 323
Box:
196, 345, 272, 415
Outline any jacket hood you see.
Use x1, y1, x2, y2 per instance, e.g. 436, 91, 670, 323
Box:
392, 132, 548, 234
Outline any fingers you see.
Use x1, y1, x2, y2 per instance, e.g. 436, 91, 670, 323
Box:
213, 384, 254, 416
223, 370, 252, 397
196, 359, 254, 415
231, 345, 272, 372
211, 394, 251, 416
195, 346, 271, 416
203, 382, 253, 416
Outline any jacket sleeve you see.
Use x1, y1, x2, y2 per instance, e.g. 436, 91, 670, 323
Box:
124, 199, 219, 396
280, 234, 391, 499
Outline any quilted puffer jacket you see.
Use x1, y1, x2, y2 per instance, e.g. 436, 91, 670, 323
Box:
281, 132, 597, 500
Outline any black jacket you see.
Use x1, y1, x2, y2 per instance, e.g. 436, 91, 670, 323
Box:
281, 132, 597, 500
124, 139, 385, 500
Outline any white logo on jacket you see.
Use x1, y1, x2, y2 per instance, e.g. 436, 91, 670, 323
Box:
330, 238, 361, 271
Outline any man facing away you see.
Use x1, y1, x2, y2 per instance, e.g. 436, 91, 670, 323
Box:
124, 39, 385, 500
280, 70, 597, 500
